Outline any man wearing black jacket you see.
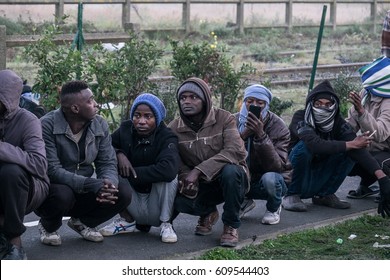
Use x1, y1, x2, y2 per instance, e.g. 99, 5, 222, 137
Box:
99, 93, 180, 243
283, 80, 390, 217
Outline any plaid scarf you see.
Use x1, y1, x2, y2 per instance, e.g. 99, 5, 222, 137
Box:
382, 10, 390, 57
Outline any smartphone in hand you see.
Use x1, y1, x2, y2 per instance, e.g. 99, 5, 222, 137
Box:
249, 104, 262, 118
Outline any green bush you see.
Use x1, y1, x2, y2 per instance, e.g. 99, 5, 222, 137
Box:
331, 73, 361, 117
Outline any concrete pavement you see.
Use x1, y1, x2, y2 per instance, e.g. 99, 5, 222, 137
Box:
20, 176, 380, 260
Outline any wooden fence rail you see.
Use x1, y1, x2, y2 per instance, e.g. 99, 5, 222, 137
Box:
1, 0, 389, 33
1, 0, 389, 70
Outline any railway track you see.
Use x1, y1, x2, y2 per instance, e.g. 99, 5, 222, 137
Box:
149, 62, 369, 86
259, 62, 368, 86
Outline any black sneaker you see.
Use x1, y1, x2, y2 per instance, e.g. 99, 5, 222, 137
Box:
312, 194, 351, 209
2, 245, 27, 260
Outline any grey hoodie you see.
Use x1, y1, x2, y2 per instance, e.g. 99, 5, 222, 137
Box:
0, 70, 49, 213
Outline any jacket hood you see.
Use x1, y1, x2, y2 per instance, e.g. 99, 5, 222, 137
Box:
0, 70, 23, 117
176, 77, 212, 127
306, 80, 340, 106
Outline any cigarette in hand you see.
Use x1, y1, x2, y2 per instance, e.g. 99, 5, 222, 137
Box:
368, 130, 376, 138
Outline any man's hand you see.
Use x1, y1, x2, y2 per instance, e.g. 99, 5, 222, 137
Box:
245, 111, 265, 139
178, 169, 201, 199
377, 176, 390, 218
346, 132, 373, 150
117, 152, 137, 178
348, 91, 365, 116
96, 179, 119, 204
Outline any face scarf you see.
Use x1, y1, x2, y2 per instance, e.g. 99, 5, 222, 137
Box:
359, 56, 390, 97
304, 101, 338, 133
238, 84, 272, 133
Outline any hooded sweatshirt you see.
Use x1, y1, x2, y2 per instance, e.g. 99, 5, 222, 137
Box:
289, 80, 380, 175
168, 77, 249, 182
0, 70, 49, 214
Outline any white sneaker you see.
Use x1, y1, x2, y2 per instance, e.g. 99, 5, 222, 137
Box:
67, 217, 104, 242
160, 222, 177, 243
38, 221, 62, 246
261, 206, 281, 225
99, 218, 136, 236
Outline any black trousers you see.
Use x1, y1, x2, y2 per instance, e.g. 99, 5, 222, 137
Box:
349, 150, 390, 187
174, 164, 247, 229
36, 180, 131, 233
0, 163, 32, 239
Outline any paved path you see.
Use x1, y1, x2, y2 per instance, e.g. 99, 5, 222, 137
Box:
21, 176, 380, 260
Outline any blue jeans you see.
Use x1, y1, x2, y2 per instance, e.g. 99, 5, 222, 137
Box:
246, 172, 287, 212
174, 164, 248, 229
287, 141, 354, 199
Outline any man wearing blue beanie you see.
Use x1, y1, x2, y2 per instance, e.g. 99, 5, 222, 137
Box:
100, 93, 180, 243
235, 84, 291, 225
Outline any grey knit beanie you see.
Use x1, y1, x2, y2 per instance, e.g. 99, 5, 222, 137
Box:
177, 82, 206, 102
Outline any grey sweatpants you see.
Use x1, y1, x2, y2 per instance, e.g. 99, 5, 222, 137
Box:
127, 178, 178, 227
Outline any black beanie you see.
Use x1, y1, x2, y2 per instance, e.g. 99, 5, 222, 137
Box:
306, 80, 339, 105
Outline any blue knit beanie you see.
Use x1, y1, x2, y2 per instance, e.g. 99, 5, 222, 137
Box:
130, 93, 166, 125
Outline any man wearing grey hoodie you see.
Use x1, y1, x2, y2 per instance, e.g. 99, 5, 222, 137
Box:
0, 70, 50, 260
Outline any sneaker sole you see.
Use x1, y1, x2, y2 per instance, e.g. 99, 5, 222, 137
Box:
68, 221, 104, 242
261, 218, 280, 225
282, 204, 307, 212
195, 230, 213, 236
41, 238, 62, 246
161, 236, 178, 243
220, 241, 237, 247
99, 226, 136, 237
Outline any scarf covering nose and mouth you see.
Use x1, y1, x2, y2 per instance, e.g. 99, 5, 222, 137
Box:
359, 56, 390, 98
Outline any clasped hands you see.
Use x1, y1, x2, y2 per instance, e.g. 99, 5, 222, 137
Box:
96, 179, 119, 204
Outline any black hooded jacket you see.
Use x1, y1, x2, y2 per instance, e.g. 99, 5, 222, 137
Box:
288, 80, 380, 175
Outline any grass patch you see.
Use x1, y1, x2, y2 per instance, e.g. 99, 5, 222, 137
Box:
199, 214, 390, 260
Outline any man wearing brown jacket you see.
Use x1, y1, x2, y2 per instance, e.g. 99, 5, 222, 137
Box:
169, 77, 249, 247
235, 84, 291, 225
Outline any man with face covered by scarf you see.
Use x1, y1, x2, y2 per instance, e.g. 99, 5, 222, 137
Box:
283, 80, 390, 216
235, 84, 291, 225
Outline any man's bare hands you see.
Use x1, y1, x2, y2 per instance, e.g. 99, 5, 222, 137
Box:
346, 131, 374, 150
241, 112, 265, 140
96, 179, 119, 204
348, 91, 365, 116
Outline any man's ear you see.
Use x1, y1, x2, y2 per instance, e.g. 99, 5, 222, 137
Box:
71, 104, 79, 114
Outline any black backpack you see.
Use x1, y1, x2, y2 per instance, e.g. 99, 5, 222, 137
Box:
19, 96, 47, 119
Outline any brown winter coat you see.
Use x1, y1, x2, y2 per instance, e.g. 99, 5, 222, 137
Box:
168, 77, 249, 183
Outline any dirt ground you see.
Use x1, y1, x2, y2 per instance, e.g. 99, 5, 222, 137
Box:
1, 3, 389, 29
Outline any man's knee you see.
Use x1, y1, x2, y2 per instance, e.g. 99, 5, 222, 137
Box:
117, 180, 132, 206
0, 163, 28, 181
261, 172, 286, 196
0, 163, 29, 192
